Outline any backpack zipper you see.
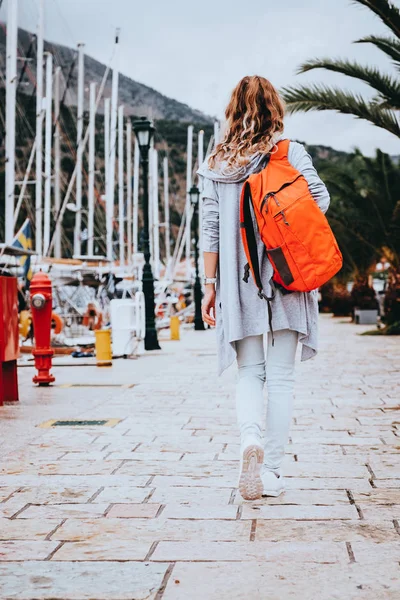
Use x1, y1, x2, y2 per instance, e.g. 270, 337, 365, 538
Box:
276, 210, 290, 226
260, 174, 303, 213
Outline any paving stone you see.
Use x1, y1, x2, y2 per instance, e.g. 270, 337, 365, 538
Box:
255, 519, 398, 542
0, 561, 168, 599
161, 504, 238, 520
16, 503, 110, 520
374, 479, 400, 489
93, 486, 151, 503
353, 489, 400, 505
0, 518, 63, 540
53, 518, 251, 542
4, 485, 101, 505
241, 504, 358, 520
151, 475, 235, 488
234, 489, 349, 506
107, 503, 161, 518
162, 562, 400, 599
282, 463, 370, 478
0, 540, 58, 561
150, 486, 232, 505
283, 477, 373, 492
358, 506, 400, 520
151, 540, 347, 563
352, 542, 400, 564
51, 539, 152, 561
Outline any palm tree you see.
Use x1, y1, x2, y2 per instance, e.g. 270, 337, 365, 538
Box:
319, 149, 400, 327
282, 0, 400, 138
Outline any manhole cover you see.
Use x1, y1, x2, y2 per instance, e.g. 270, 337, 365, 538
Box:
38, 418, 121, 428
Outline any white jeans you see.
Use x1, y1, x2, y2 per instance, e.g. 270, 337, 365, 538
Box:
235, 330, 298, 471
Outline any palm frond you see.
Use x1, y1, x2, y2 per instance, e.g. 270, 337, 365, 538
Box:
355, 35, 400, 69
297, 58, 400, 108
282, 84, 400, 137
352, 0, 400, 39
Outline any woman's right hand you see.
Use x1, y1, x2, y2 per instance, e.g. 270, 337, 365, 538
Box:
202, 286, 216, 327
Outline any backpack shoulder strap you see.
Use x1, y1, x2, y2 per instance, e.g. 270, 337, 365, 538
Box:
269, 139, 290, 162
240, 182, 275, 303
240, 180, 276, 344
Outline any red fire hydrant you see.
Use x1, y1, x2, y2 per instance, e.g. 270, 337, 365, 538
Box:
30, 272, 55, 386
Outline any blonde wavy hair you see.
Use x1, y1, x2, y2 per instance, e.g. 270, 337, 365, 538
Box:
208, 75, 285, 170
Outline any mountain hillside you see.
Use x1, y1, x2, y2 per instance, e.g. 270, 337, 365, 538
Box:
0, 24, 213, 124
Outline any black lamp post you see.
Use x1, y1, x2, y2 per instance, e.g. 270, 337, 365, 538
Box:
190, 185, 205, 331
132, 117, 161, 350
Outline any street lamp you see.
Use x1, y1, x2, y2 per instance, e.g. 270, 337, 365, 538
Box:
190, 184, 205, 331
132, 117, 161, 350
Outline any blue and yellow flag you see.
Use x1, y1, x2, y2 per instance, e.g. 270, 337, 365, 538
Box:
12, 219, 33, 284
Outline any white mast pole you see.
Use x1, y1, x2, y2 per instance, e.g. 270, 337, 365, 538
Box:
148, 140, 154, 268
5, 0, 18, 244
74, 42, 85, 256
107, 29, 120, 262
197, 129, 204, 277
87, 82, 96, 257
43, 53, 53, 256
104, 97, 110, 210
35, 0, 44, 254
163, 156, 171, 279
126, 120, 132, 262
54, 66, 62, 258
132, 137, 139, 265
152, 149, 160, 279
118, 105, 124, 266
185, 124, 193, 279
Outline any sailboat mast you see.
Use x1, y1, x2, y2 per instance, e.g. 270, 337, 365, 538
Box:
74, 42, 85, 256
132, 137, 139, 265
107, 29, 120, 262
43, 53, 53, 256
163, 156, 171, 278
118, 105, 124, 266
87, 82, 96, 257
35, 0, 44, 254
185, 124, 193, 279
152, 149, 160, 279
198, 129, 204, 277
54, 66, 62, 258
5, 0, 18, 244
126, 120, 132, 262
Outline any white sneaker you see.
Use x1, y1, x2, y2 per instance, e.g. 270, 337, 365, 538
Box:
238, 435, 264, 501
261, 469, 284, 497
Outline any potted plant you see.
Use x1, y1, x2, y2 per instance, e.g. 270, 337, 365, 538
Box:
330, 283, 353, 317
351, 274, 379, 325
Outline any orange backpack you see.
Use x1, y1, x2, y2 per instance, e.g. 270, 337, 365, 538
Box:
240, 139, 342, 310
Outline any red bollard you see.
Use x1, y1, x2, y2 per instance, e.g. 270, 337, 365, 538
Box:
30, 272, 55, 386
0, 276, 19, 405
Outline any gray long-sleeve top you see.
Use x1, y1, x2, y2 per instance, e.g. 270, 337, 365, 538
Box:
197, 140, 330, 376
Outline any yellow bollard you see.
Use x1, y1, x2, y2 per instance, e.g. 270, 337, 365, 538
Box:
95, 329, 112, 366
170, 316, 180, 341
19, 310, 32, 338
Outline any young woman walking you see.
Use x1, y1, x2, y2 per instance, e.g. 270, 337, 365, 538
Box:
197, 75, 330, 501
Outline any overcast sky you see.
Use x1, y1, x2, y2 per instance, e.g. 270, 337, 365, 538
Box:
3, 0, 399, 155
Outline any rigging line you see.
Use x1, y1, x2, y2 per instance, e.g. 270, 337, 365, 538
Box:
16, 36, 35, 93
47, 45, 116, 257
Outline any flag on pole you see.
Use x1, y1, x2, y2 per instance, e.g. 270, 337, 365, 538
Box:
12, 218, 33, 284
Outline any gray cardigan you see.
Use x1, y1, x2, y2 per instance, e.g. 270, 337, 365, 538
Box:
197, 140, 330, 376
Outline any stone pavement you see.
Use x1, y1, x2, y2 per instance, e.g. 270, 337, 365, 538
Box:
0, 315, 399, 599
